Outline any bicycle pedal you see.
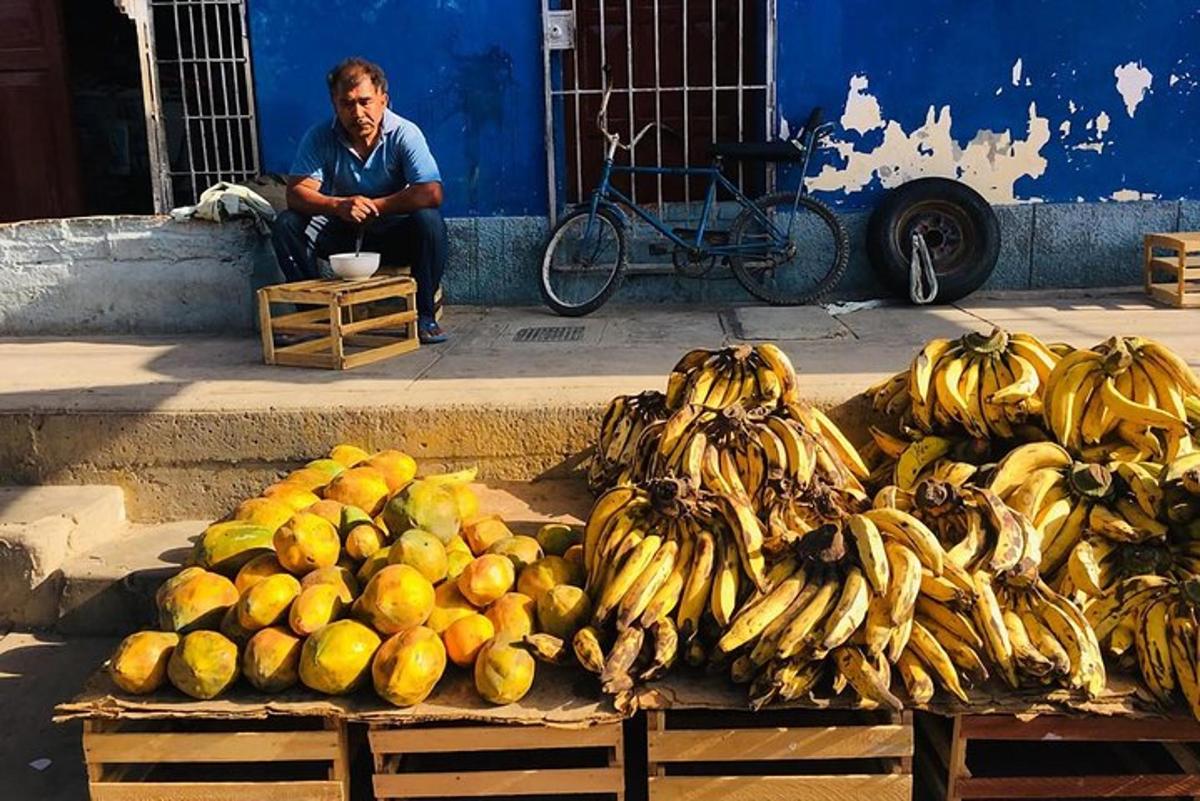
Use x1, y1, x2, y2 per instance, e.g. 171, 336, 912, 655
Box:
648, 243, 672, 256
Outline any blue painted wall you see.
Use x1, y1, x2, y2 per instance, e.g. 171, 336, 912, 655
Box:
248, 0, 546, 217
775, 0, 1200, 209
249, 0, 1199, 217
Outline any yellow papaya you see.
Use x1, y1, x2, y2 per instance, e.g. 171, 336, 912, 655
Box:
109, 631, 179, 694
167, 630, 239, 699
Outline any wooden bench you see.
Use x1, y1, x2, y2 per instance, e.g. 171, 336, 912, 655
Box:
922, 711, 1200, 800
82, 716, 350, 801
646, 707, 913, 801
1144, 232, 1200, 308
257, 276, 419, 370
368, 720, 626, 801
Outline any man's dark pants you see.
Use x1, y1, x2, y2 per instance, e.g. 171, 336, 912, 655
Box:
270, 208, 447, 321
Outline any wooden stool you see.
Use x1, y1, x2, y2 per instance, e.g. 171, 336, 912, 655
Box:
1144, 232, 1200, 308
257, 276, 419, 370
378, 263, 444, 321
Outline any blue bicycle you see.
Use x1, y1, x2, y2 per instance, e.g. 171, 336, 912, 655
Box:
539, 68, 849, 316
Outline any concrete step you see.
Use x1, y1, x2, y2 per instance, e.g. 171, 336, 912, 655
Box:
0, 485, 126, 627
57, 520, 203, 636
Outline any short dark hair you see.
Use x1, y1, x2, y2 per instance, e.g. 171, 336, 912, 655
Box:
327, 57, 388, 96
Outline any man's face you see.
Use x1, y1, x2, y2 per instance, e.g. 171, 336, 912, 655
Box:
334, 76, 387, 142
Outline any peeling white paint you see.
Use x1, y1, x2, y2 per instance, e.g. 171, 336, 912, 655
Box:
1059, 120, 1071, 138
1110, 189, 1160, 201
1072, 112, 1111, 154
1114, 61, 1153, 116
1068, 100, 1078, 113
840, 75, 884, 134
1012, 58, 1023, 86
806, 78, 1050, 204
1171, 74, 1181, 87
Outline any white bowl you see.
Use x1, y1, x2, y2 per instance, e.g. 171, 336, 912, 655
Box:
329, 251, 381, 280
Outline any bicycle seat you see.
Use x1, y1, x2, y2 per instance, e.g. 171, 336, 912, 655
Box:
708, 141, 806, 163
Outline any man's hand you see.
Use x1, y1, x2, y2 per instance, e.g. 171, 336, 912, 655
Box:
335, 195, 380, 224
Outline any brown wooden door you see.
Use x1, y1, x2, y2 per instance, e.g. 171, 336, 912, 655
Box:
0, 0, 81, 222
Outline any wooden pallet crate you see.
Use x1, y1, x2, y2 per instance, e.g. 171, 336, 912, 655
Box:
920, 711, 1200, 800
645, 707, 914, 801
257, 275, 419, 370
368, 721, 626, 800
1144, 232, 1200, 308
81, 715, 350, 801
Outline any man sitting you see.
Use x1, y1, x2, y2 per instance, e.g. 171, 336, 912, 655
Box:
271, 57, 448, 343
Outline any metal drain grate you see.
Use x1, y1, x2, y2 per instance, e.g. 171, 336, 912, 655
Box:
513, 325, 585, 343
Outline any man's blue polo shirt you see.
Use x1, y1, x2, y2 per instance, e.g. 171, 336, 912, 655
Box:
289, 108, 441, 198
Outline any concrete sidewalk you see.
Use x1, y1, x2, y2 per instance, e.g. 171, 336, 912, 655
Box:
1, 289, 1194, 412
0, 289, 1196, 520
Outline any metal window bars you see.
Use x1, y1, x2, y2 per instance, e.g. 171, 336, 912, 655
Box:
117, 0, 260, 211
541, 0, 776, 225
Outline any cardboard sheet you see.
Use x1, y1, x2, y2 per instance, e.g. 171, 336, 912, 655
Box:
55, 664, 621, 728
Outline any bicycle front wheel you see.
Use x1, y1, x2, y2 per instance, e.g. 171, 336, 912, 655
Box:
539, 208, 627, 316
729, 192, 849, 305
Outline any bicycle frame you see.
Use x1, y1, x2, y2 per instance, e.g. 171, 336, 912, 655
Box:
581, 132, 819, 259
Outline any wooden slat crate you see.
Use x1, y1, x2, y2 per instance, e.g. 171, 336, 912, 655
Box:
81, 715, 350, 801
257, 275, 419, 370
1144, 232, 1200, 308
920, 711, 1200, 800
645, 707, 914, 801
369, 721, 626, 801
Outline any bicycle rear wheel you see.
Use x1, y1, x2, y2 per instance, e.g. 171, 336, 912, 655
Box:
729, 192, 849, 305
539, 208, 627, 317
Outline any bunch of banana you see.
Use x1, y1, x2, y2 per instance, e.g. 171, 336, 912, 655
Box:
988, 441, 1171, 578
578, 481, 780, 698
590, 391, 670, 492
870, 480, 1107, 699
867, 430, 997, 491
651, 402, 863, 506
866, 327, 1059, 439
1084, 575, 1200, 717
721, 507, 952, 709
1061, 536, 1182, 600
1044, 336, 1199, 462
664, 343, 800, 412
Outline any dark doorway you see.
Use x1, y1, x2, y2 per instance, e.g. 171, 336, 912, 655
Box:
62, 0, 153, 215
0, 0, 82, 222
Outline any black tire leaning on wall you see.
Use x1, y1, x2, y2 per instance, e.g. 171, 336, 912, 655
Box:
866, 177, 1000, 304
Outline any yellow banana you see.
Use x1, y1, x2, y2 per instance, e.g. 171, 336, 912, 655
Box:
676, 528, 716, 639
883, 540, 922, 626
815, 567, 870, 654
895, 435, 954, 490
616, 540, 679, 627
833, 646, 903, 711
709, 532, 741, 627
989, 442, 1072, 498
849, 514, 890, 593
776, 574, 840, 659
865, 507, 945, 575
593, 534, 663, 626
896, 648, 936, 704
972, 572, 1018, 688
1135, 596, 1175, 703
908, 620, 969, 702
717, 566, 807, 654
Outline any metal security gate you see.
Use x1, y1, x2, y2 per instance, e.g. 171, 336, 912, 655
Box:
118, 0, 261, 211
541, 0, 775, 223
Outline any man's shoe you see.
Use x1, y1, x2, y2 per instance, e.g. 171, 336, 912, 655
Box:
418, 319, 448, 344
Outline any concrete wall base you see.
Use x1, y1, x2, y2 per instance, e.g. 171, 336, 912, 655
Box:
0, 200, 1194, 334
